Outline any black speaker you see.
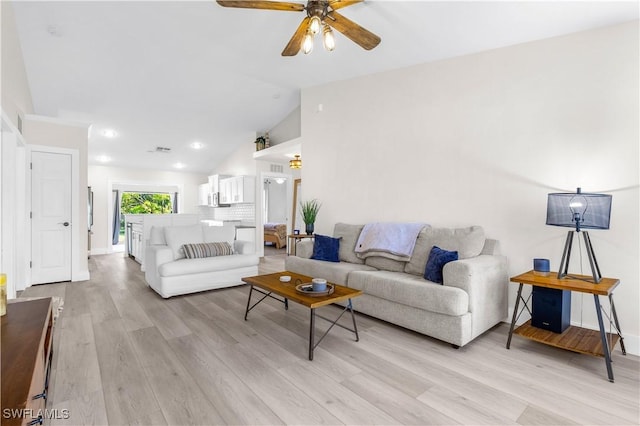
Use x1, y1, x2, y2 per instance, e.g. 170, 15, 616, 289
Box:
531, 287, 571, 333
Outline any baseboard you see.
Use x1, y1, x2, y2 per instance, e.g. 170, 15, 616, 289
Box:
73, 270, 90, 282
504, 309, 639, 356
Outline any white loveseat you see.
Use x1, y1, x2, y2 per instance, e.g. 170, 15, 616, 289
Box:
145, 223, 259, 298
285, 223, 508, 348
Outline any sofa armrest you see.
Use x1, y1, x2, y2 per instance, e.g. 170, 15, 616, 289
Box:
234, 240, 255, 254
443, 255, 509, 335
295, 240, 314, 258
144, 245, 175, 287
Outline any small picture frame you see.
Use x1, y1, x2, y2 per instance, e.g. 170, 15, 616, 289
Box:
294, 229, 300, 235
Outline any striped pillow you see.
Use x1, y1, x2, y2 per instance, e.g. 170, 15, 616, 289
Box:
182, 242, 233, 259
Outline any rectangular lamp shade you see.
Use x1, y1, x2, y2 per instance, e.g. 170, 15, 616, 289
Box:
546, 192, 612, 230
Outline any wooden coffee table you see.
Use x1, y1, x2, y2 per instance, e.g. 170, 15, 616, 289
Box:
242, 271, 363, 360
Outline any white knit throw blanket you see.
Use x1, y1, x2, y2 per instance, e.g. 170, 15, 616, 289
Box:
354, 222, 426, 260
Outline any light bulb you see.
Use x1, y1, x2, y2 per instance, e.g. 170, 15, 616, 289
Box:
323, 24, 335, 52
302, 31, 314, 54
309, 16, 321, 35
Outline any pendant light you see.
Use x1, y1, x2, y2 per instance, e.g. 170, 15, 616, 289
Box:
289, 154, 302, 169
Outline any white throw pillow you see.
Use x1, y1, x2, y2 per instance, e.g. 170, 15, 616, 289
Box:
164, 224, 204, 259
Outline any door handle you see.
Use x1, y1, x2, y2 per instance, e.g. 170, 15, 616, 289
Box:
59, 222, 70, 227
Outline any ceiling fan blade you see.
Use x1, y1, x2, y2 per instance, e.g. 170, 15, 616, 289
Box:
325, 10, 380, 50
328, 0, 363, 11
216, 1, 305, 12
282, 16, 310, 56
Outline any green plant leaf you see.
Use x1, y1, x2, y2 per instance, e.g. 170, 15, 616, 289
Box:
300, 199, 321, 224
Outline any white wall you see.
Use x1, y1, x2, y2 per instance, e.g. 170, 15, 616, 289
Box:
265, 178, 288, 223
269, 106, 301, 145
212, 138, 257, 176
301, 22, 639, 353
23, 115, 90, 281
88, 165, 207, 254
1, 116, 27, 297
1, 1, 33, 128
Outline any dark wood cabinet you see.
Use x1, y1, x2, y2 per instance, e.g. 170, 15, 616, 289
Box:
1, 298, 54, 426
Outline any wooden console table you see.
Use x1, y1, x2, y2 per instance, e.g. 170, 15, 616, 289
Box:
1, 298, 54, 425
506, 271, 625, 382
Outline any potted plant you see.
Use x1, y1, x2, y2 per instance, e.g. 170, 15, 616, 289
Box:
255, 136, 266, 151
300, 199, 321, 235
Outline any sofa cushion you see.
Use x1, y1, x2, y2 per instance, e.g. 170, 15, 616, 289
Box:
333, 223, 365, 264
159, 254, 259, 277
348, 270, 469, 316
364, 256, 406, 272
405, 226, 485, 276
311, 234, 341, 262
285, 256, 376, 287
424, 246, 458, 284
183, 242, 233, 259
164, 224, 204, 260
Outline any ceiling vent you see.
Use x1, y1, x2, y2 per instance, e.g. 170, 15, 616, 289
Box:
270, 164, 284, 173
148, 146, 172, 153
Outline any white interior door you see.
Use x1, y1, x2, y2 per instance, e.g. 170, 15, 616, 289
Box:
31, 151, 72, 284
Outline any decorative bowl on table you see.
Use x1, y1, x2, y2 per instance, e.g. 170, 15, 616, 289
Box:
295, 283, 334, 297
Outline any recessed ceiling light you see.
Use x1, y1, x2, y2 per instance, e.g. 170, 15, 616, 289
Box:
96, 155, 111, 163
190, 141, 204, 150
174, 162, 185, 169
103, 129, 118, 138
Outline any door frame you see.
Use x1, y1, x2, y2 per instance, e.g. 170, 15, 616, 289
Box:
258, 171, 293, 258
27, 144, 86, 283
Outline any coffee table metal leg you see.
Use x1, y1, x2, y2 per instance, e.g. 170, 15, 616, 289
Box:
285, 298, 289, 311
348, 299, 359, 342
244, 285, 253, 321
309, 308, 315, 361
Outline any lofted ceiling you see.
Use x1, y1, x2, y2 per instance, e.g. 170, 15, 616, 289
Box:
11, 1, 638, 174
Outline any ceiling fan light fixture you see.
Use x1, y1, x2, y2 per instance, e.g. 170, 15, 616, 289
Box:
302, 30, 314, 54
322, 24, 335, 52
309, 15, 322, 35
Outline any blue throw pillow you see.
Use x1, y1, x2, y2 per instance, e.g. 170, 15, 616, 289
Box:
424, 246, 458, 284
311, 234, 341, 262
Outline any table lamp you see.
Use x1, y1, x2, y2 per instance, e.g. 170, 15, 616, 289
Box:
546, 187, 612, 283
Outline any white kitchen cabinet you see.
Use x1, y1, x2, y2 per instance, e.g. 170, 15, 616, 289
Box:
220, 176, 255, 204
219, 178, 231, 204
198, 183, 210, 206
130, 223, 143, 264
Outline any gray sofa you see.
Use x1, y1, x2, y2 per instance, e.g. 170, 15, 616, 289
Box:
285, 223, 508, 347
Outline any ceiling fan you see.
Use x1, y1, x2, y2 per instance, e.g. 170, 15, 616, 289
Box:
216, 0, 381, 56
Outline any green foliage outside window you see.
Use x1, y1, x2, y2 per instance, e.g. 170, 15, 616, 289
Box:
121, 193, 173, 214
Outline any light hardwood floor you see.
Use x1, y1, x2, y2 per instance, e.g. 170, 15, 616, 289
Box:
20, 253, 639, 425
